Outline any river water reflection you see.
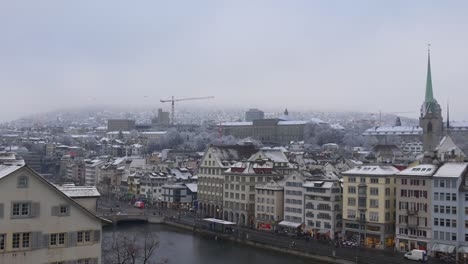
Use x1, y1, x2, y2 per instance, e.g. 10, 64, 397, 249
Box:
103, 222, 324, 264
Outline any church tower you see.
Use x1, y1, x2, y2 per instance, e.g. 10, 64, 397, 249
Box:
419, 48, 443, 159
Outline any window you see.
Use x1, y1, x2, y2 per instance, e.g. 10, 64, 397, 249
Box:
348, 186, 356, 194
386, 178, 390, 184
12, 232, 30, 250
349, 177, 356, 183
50, 233, 66, 247
77, 231, 92, 244
59, 205, 69, 215
0, 234, 5, 251
360, 178, 366, 183
452, 193, 457, 201
434, 192, 439, 200
370, 199, 379, 208
385, 188, 390, 196
371, 178, 378, 184
17, 176, 28, 188
369, 212, 379, 222
370, 188, 379, 196
12, 202, 30, 217
347, 210, 356, 219
385, 200, 390, 209
434, 205, 439, 213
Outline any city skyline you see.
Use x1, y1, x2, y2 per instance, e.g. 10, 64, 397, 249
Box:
2, 1, 468, 122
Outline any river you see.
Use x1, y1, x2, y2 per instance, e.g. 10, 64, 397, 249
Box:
103, 222, 323, 264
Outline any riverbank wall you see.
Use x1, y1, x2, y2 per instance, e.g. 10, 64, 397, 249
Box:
163, 220, 355, 264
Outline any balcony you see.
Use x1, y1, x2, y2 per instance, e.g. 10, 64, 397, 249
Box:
407, 208, 418, 215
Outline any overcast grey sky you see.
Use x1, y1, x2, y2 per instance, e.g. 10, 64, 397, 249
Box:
1, 1, 468, 122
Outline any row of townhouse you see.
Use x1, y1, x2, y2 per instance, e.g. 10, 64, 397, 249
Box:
341, 163, 468, 262
119, 171, 198, 206
0, 164, 107, 264
198, 145, 344, 239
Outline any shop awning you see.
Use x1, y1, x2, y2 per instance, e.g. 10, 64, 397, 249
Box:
318, 229, 331, 234
459, 246, 468, 254
432, 243, 456, 253
278, 221, 302, 228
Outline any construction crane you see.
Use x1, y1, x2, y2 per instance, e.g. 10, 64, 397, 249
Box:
370, 111, 416, 126
160, 96, 215, 125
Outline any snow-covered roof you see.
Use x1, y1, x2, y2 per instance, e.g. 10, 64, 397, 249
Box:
343, 165, 400, 176
397, 164, 438, 176
141, 131, 167, 135
449, 121, 468, 129
0, 165, 23, 179
250, 149, 289, 163
185, 183, 197, 193
363, 126, 422, 136
106, 131, 131, 135
309, 118, 327, 124
303, 181, 334, 189
433, 163, 468, 178
220, 121, 253, 126
277, 120, 307, 125
55, 184, 100, 198
255, 180, 283, 190
208, 145, 257, 167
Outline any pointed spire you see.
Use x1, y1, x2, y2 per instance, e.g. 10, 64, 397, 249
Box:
425, 45, 435, 103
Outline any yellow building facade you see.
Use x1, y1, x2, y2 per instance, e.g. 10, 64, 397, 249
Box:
342, 165, 399, 249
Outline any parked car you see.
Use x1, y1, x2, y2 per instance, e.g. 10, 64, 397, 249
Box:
404, 249, 427, 261
133, 201, 145, 209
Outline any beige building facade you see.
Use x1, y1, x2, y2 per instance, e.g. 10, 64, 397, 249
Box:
394, 164, 436, 252
255, 180, 284, 231
197, 145, 257, 219
223, 160, 279, 227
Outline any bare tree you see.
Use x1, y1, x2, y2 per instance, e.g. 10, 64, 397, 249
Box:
104, 231, 163, 264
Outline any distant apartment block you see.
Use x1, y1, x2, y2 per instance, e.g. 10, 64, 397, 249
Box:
107, 119, 136, 132
245, 108, 264, 122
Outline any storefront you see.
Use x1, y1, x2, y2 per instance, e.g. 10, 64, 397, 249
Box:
278, 221, 303, 234
458, 246, 468, 262
256, 222, 273, 231
431, 243, 456, 260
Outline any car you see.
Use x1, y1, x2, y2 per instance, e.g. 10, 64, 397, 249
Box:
404, 249, 427, 261
133, 201, 145, 209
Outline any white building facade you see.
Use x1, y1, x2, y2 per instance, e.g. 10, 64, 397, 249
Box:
0, 165, 105, 264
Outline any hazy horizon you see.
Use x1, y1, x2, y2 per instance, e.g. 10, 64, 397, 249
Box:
2, 1, 468, 122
